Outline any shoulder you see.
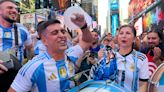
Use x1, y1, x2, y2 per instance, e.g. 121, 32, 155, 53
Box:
133, 50, 147, 61
15, 23, 29, 33
65, 44, 84, 57
18, 53, 48, 76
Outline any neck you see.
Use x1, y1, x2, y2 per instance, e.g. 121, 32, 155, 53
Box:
91, 43, 98, 48
0, 17, 12, 28
48, 50, 65, 61
119, 47, 133, 56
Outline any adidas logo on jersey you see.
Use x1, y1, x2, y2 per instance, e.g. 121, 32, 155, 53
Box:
48, 73, 57, 80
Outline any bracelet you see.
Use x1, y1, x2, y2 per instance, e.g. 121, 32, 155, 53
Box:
80, 23, 88, 30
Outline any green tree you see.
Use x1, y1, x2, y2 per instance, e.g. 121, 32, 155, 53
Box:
19, 0, 35, 14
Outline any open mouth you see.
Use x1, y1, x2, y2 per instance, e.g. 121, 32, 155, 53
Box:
121, 40, 127, 43
59, 40, 67, 46
9, 14, 17, 20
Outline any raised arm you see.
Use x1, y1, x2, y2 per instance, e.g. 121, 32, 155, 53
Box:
71, 13, 93, 51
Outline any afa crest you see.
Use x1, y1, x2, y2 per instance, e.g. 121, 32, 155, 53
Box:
59, 67, 67, 78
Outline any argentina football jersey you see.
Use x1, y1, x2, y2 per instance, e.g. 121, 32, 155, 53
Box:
0, 23, 32, 63
11, 45, 84, 92
116, 50, 149, 91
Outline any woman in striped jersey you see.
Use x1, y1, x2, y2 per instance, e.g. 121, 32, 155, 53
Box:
90, 25, 149, 92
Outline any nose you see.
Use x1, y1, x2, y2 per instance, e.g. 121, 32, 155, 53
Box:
11, 7, 18, 14
148, 38, 153, 43
121, 33, 126, 38
58, 31, 65, 37
13, 8, 18, 14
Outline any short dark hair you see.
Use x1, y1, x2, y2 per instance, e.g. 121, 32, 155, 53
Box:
36, 21, 45, 39
0, 0, 16, 5
119, 24, 136, 37
91, 29, 99, 34
37, 19, 61, 37
148, 24, 163, 40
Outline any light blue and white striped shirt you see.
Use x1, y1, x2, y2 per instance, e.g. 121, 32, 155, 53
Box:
0, 23, 32, 63
11, 45, 84, 92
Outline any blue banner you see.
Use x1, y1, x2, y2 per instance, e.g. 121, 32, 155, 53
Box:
111, 14, 119, 37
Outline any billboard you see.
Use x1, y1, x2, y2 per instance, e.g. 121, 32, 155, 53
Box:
111, 14, 119, 37
51, 0, 71, 11
143, 2, 164, 31
128, 0, 155, 19
110, 0, 119, 11
20, 13, 35, 32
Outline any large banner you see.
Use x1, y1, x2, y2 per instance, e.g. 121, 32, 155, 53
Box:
128, 0, 155, 19
111, 14, 119, 37
143, 2, 164, 31
110, 0, 119, 36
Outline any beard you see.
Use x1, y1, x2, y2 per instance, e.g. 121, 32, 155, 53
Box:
2, 16, 16, 23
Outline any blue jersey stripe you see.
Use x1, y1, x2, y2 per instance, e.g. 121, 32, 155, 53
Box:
0, 24, 32, 63
20, 59, 37, 76
31, 64, 47, 92
20, 54, 46, 76
67, 56, 78, 66
34, 47, 39, 55
2, 30, 13, 51
56, 59, 70, 91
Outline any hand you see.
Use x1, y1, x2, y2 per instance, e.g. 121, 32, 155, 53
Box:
0, 60, 8, 74
98, 48, 105, 60
153, 47, 161, 61
71, 13, 86, 28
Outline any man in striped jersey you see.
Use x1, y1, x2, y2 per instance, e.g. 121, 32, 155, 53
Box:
8, 14, 93, 92
0, 0, 33, 91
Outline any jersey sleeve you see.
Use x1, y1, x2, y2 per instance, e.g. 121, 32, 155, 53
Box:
23, 29, 32, 46
65, 44, 84, 64
89, 61, 100, 79
10, 59, 43, 91
138, 53, 149, 80
17, 23, 32, 46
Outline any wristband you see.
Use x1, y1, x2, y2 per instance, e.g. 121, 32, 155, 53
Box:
80, 23, 87, 30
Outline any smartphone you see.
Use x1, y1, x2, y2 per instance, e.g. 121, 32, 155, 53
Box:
2, 60, 14, 69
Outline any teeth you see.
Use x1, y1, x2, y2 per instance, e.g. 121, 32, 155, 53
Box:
10, 14, 16, 17
60, 41, 66, 44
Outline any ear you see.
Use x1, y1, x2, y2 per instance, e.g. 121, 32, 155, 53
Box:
41, 36, 47, 46
133, 37, 137, 43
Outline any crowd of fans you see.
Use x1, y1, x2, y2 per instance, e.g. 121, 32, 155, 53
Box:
0, 0, 163, 92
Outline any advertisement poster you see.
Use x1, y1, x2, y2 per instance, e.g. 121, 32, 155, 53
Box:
143, 2, 164, 31
20, 13, 35, 32
35, 9, 49, 23
110, 0, 119, 11
111, 14, 119, 37
128, 0, 155, 19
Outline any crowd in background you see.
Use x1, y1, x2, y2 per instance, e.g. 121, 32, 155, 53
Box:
0, 0, 163, 92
